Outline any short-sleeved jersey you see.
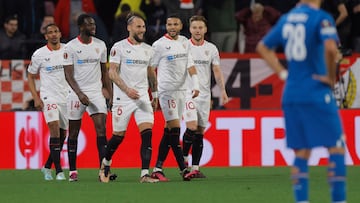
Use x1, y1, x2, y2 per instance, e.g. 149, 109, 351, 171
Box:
63, 36, 107, 94
109, 38, 154, 99
27, 44, 68, 103
187, 39, 220, 100
262, 4, 339, 103
151, 34, 195, 92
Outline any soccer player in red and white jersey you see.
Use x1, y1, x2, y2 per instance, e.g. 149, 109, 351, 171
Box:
150, 14, 200, 181
63, 14, 113, 182
27, 24, 67, 181
182, 15, 229, 179
99, 13, 159, 183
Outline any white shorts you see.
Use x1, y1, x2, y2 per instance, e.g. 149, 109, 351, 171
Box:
67, 91, 107, 120
43, 101, 68, 130
159, 90, 186, 122
183, 92, 211, 128
112, 94, 154, 132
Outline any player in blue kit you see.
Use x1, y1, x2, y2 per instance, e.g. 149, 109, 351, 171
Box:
256, 0, 346, 202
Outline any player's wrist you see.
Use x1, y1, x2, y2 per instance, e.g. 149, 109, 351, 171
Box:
151, 91, 158, 98
191, 74, 200, 91
278, 69, 288, 81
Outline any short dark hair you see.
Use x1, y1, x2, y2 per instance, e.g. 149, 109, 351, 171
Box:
167, 13, 181, 21
77, 13, 92, 26
189, 15, 207, 26
44, 23, 59, 33
4, 14, 18, 24
126, 12, 144, 25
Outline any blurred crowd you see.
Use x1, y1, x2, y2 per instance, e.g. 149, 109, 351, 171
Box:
0, 0, 359, 60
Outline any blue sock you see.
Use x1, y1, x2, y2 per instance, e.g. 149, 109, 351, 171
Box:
328, 154, 346, 202
292, 157, 309, 202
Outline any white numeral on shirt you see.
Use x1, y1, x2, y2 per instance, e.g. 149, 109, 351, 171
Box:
283, 23, 306, 61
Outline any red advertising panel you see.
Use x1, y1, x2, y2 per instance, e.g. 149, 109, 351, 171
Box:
1, 110, 359, 169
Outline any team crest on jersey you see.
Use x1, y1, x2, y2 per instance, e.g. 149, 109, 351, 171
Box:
95, 48, 100, 54
205, 50, 209, 56
182, 44, 186, 49
111, 49, 116, 56
144, 50, 148, 56
63, 52, 68, 59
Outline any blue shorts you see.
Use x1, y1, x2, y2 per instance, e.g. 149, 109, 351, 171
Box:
283, 101, 343, 149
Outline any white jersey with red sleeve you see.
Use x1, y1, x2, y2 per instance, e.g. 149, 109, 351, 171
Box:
63, 36, 107, 94
109, 38, 153, 100
187, 39, 220, 100
150, 34, 194, 92
27, 43, 68, 103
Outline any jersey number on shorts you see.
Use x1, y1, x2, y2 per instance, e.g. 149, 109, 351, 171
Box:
168, 100, 177, 109
47, 104, 58, 110
116, 106, 123, 116
71, 101, 81, 110
185, 101, 195, 110
283, 23, 306, 61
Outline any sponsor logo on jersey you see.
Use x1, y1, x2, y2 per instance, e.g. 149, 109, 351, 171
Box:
95, 48, 100, 54
63, 52, 68, 59
77, 59, 99, 64
45, 65, 63, 72
125, 59, 148, 65
166, 53, 187, 61
194, 60, 210, 65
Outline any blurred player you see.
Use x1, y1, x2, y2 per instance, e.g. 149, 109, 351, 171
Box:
182, 15, 229, 179
27, 24, 67, 181
63, 14, 113, 182
150, 14, 200, 182
256, 0, 346, 202
99, 13, 159, 183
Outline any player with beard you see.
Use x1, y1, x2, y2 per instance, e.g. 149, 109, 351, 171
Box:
99, 13, 159, 183
63, 14, 113, 182
182, 15, 229, 179
150, 14, 200, 181
28, 24, 67, 181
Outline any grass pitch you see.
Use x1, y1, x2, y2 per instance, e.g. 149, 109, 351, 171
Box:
0, 166, 359, 203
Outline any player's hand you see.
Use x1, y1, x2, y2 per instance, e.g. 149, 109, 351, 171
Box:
77, 92, 90, 105
151, 97, 158, 111
312, 74, 335, 88
192, 89, 200, 98
221, 91, 229, 105
34, 97, 44, 110
126, 87, 140, 100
